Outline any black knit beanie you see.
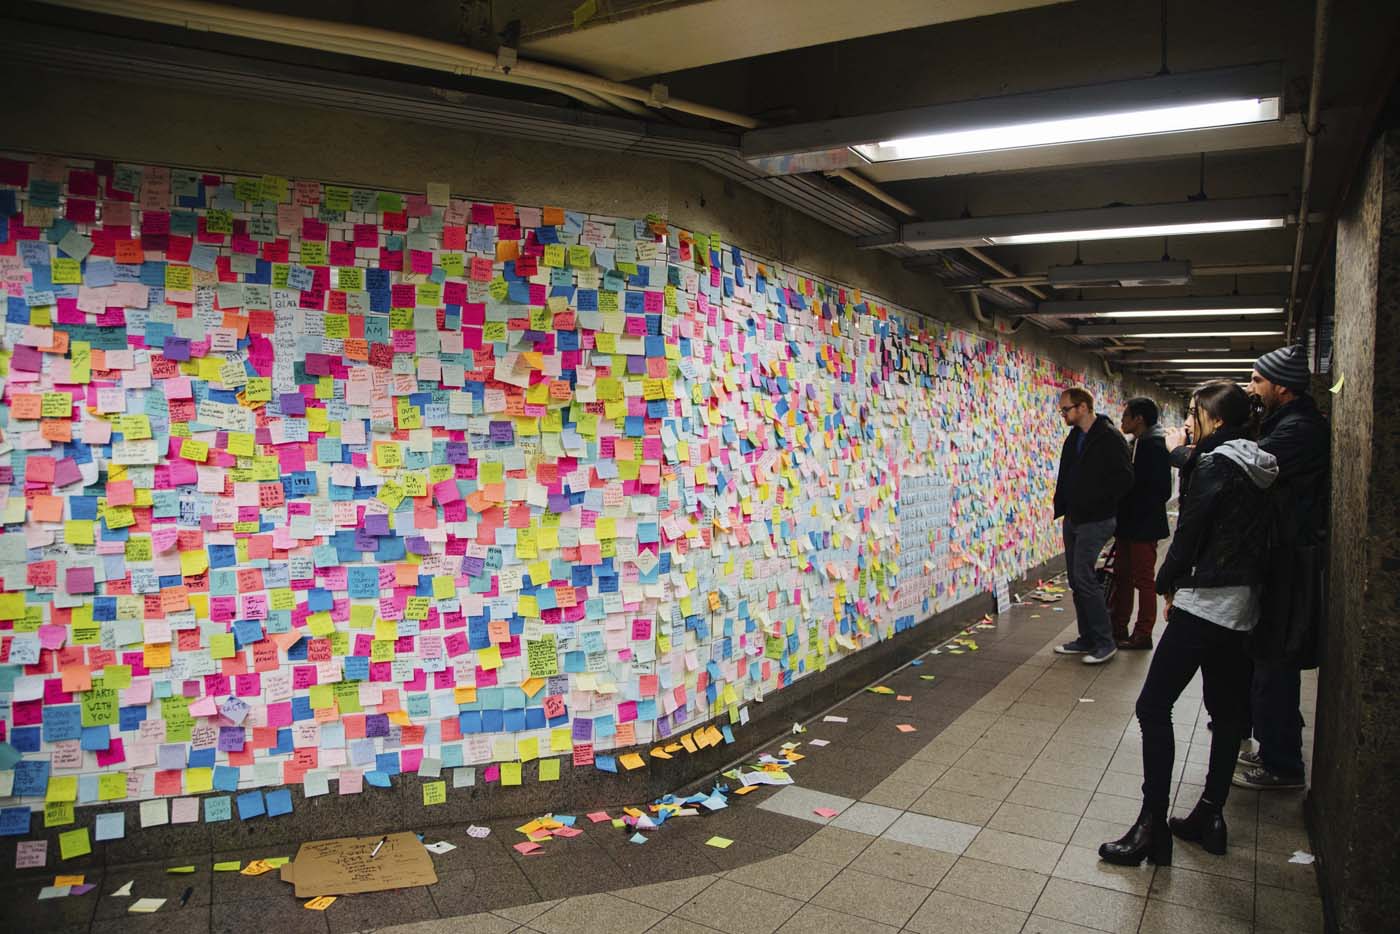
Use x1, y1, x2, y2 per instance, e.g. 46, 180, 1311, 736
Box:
1253, 344, 1310, 393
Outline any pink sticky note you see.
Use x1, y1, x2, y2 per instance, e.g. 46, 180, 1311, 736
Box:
38, 625, 68, 650
513, 841, 542, 855
895, 724, 918, 733
171, 798, 199, 824
813, 807, 839, 819
16, 840, 47, 868
552, 826, 583, 838
586, 811, 611, 823
338, 770, 363, 795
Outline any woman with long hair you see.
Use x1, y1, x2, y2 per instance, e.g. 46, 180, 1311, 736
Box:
1099, 381, 1278, 866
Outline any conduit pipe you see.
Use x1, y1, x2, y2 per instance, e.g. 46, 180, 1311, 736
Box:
1285, 0, 1330, 339
825, 169, 918, 217
36, 0, 761, 129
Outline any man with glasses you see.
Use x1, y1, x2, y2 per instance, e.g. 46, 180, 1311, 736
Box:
1053, 388, 1134, 664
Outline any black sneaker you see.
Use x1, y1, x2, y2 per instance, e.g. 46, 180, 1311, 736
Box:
1054, 639, 1093, 655
1082, 644, 1117, 665
1238, 748, 1264, 769
1233, 766, 1305, 790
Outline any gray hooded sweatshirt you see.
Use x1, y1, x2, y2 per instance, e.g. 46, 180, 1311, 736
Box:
1173, 439, 1280, 631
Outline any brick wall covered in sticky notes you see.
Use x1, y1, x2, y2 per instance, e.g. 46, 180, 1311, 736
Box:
0, 153, 1128, 817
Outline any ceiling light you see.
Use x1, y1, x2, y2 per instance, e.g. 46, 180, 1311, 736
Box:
1048, 260, 1192, 288
1091, 308, 1280, 318
1159, 358, 1256, 363
1031, 295, 1286, 319
853, 97, 1279, 163
888, 197, 1294, 251
988, 217, 1283, 245
1171, 367, 1257, 373
1127, 330, 1282, 338
742, 63, 1284, 176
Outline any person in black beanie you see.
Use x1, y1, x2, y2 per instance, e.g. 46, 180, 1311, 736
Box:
1236, 345, 1329, 790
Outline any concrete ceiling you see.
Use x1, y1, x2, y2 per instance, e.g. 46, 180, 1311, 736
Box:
8, 0, 1399, 389
507, 0, 1068, 81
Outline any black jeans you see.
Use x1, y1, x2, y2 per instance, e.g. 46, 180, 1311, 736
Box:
1136, 606, 1252, 816
1250, 662, 1306, 778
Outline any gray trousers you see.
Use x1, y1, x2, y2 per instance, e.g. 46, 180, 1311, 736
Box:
1063, 517, 1117, 652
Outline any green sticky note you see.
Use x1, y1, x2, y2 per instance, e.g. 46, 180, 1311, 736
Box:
213, 861, 242, 871
538, 758, 560, 782
422, 781, 447, 806
500, 762, 522, 787
167, 866, 197, 874
59, 827, 92, 860
264, 857, 290, 868
705, 836, 734, 849
209, 633, 236, 659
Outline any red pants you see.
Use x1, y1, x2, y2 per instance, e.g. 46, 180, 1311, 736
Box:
1110, 539, 1159, 639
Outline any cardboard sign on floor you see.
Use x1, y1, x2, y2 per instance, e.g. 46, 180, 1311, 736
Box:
280, 832, 437, 897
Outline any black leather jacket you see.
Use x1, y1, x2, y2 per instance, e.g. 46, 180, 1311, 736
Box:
1156, 429, 1279, 594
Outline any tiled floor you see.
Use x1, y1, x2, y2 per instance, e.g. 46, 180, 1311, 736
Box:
366, 592, 1322, 934
5, 585, 1323, 934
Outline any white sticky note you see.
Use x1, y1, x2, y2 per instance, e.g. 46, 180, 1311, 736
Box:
94, 811, 126, 841
139, 798, 169, 828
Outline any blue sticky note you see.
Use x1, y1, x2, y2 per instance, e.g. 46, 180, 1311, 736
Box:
365, 771, 391, 788
204, 796, 232, 823
0, 806, 31, 836
236, 790, 265, 819
94, 811, 126, 841
595, 756, 618, 773
265, 788, 293, 817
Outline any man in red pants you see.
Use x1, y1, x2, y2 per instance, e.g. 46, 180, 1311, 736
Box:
1112, 398, 1173, 649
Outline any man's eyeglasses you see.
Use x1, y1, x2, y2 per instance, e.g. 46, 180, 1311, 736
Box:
1059, 403, 1083, 413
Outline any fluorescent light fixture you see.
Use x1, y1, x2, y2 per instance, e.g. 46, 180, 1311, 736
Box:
1126, 330, 1282, 338
852, 97, 1279, 163
1159, 358, 1256, 363
1091, 308, 1280, 318
1172, 367, 1256, 373
988, 217, 1282, 245
1031, 295, 1286, 319
894, 197, 1294, 251
742, 63, 1285, 177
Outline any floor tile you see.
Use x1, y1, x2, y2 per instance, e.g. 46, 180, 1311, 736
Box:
987, 802, 1081, 843
827, 801, 903, 836
963, 828, 1065, 875
1253, 849, 1320, 893
936, 855, 1049, 911
1251, 884, 1324, 932
374, 915, 517, 934
755, 786, 855, 825
1033, 877, 1146, 934
1138, 898, 1252, 934
1051, 844, 1155, 896
1008, 779, 1095, 816
673, 878, 803, 934
953, 747, 1035, 779
528, 893, 665, 934
1024, 759, 1108, 792
724, 853, 841, 900
847, 837, 957, 888
773, 903, 899, 934
879, 811, 981, 855
1021, 916, 1108, 934
492, 899, 563, 924
931, 767, 1018, 801
324, 886, 438, 933
810, 866, 932, 927
1149, 867, 1253, 921
789, 827, 873, 867
909, 786, 1002, 825
611, 874, 718, 912
859, 777, 927, 809
647, 917, 729, 934
904, 889, 1028, 934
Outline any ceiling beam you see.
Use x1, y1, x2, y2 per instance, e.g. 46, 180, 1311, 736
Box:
1020, 295, 1286, 318
1072, 319, 1287, 338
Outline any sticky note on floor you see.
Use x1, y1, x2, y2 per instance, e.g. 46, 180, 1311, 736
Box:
304, 896, 336, 910
896, 724, 917, 733
705, 836, 733, 848
129, 898, 166, 913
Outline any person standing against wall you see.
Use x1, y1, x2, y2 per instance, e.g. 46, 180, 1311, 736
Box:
1100, 381, 1279, 866
1236, 345, 1329, 791
1053, 387, 1134, 665
1112, 397, 1173, 650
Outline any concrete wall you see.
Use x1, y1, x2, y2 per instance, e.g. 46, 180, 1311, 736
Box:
0, 69, 1168, 406
1309, 128, 1400, 934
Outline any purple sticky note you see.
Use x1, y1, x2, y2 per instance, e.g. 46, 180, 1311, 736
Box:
10, 345, 42, 372
217, 727, 246, 752
364, 514, 389, 536
488, 421, 514, 443
572, 717, 593, 741
53, 458, 83, 488
280, 392, 306, 416
162, 336, 191, 361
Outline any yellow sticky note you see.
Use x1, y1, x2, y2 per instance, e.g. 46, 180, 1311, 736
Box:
422, 781, 447, 806
59, 828, 91, 860
538, 758, 560, 782
500, 762, 522, 786
304, 896, 336, 910
618, 753, 646, 771
477, 645, 502, 670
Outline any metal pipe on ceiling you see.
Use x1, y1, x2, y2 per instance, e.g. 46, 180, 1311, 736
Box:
944, 263, 1308, 292
824, 169, 918, 217
35, 0, 762, 129
1284, 0, 1331, 339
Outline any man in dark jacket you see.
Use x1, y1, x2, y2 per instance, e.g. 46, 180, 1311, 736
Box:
1053, 388, 1134, 664
1236, 344, 1329, 791
1112, 397, 1173, 650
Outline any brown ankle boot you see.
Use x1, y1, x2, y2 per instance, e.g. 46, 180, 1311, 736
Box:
1118, 632, 1153, 650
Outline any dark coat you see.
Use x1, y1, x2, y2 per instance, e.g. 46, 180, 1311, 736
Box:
1258, 395, 1329, 542
1054, 414, 1133, 524
1116, 428, 1172, 541
1156, 428, 1277, 594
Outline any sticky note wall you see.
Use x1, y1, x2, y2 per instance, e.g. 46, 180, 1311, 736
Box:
0, 153, 1128, 816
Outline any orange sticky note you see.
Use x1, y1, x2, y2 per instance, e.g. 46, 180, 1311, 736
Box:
304, 896, 336, 910
618, 753, 646, 771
